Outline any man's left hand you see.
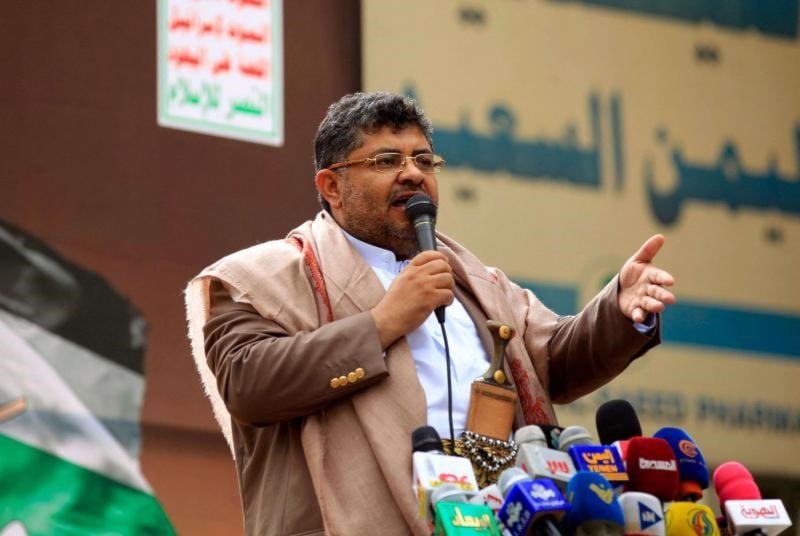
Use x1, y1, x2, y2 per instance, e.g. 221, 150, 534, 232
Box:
618, 234, 676, 324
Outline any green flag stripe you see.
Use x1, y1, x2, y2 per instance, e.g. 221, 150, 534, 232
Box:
0, 435, 175, 536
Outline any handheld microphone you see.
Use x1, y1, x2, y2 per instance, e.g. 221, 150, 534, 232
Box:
596, 400, 642, 446
469, 483, 505, 515
557, 426, 595, 453
652, 427, 709, 501
713, 461, 762, 505
618, 492, 666, 535
516, 425, 547, 448
664, 502, 720, 536
412, 426, 479, 530
495, 469, 534, 535
431, 484, 503, 535
558, 425, 628, 485
713, 462, 793, 536
624, 437, 679, 501
515, 426, 577, 489
567, 445, 628, 484
498, 467, 533, 498
612, 439, 631, 466
405, 196, 454, 441
722, 501, 792, 536
471, 468, 531, 516
432, 482, 471, 504
562, 471, 625, 536
497, 476, 569, 536
539, 425, 565, 450
413, 425, 447, 454
405, 194, 444, 323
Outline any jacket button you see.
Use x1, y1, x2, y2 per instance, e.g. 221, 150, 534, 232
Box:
330, 377, 341, 389
355, 367, 365, 379
347, 371, 358, 383
338, 375, 348, 386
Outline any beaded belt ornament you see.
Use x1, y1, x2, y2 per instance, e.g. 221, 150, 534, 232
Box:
441, 432, 518, 488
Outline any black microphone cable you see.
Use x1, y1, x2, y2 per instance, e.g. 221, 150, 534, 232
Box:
405, 194, 455, 446
439, 315, 455, 447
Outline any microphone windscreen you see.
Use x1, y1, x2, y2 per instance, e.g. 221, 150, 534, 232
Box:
518, 446, 576, 485
567, 445, 628, 483
538, 424, 565, 450
514, 425, 546, 446
434, 503, 502, 535
498, 467, 530, 497
558, 425, 595, 452
404, 194, 437, 221
469, 483, 505, 514
626, 437, 679, 501
712, 461, 762, 505
431, 483, 470, 505
612, 439, 630, 463
563, 471, 624, 536
653, 427, 709, 500
497, 479, 570, 535
665, 502, 720, 536
412, 449, 479, 529
596, 399, 642, 445
618, 492, 665, 535
412, 426, 443, 453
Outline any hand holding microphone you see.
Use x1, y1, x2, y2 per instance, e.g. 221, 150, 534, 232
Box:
371, 194, 454, 347
405, 193, 448, 323
371, 249, 454, 347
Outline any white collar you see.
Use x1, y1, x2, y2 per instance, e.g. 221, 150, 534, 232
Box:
342, 230, 409, 275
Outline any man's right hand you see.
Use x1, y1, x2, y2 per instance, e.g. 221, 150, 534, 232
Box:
371, 250, 455, 349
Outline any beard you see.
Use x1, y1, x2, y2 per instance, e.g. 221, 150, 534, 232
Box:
338, 180, 419, 260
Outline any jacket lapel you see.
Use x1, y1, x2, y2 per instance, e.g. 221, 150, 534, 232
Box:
303, 213, 429, 533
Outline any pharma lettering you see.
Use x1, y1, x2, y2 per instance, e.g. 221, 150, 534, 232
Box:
568, 390, 800, 434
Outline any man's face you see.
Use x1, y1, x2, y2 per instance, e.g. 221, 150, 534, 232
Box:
329, 126, 439, 259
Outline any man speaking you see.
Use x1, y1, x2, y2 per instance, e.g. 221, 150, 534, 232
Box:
185, 92, 675, 535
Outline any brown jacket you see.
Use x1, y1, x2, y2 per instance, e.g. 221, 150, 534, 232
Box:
185, 211, 658, 535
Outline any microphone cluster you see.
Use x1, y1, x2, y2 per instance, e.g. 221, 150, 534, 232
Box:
412, 400, 793, 536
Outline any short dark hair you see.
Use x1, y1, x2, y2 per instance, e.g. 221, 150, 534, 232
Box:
313, 92, 434, 212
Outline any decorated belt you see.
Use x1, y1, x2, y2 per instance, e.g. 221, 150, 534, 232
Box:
441, 432, 518, 488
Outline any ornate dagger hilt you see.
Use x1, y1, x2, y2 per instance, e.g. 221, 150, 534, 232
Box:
465, 320, 518, 441
482, 320, 516, 386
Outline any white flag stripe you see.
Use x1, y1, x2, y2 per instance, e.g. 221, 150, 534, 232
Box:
0, 309, 145, 459
0, 313, 150, 492
0, 398, 26, 423
0, 521, 28, 536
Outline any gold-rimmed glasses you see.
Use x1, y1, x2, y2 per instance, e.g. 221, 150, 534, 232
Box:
327, 152, 446, 174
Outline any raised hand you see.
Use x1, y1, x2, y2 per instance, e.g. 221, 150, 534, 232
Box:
617, 234, 676, 324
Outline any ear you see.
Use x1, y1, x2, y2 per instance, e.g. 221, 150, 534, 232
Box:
315, 169, 344, 210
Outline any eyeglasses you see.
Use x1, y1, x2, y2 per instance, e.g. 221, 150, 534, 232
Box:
327, 152, 446, 174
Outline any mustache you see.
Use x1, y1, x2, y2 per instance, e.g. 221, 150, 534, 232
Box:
389, 188, 427, 206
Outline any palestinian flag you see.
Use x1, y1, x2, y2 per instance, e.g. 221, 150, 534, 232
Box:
0, 220, 174, 535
